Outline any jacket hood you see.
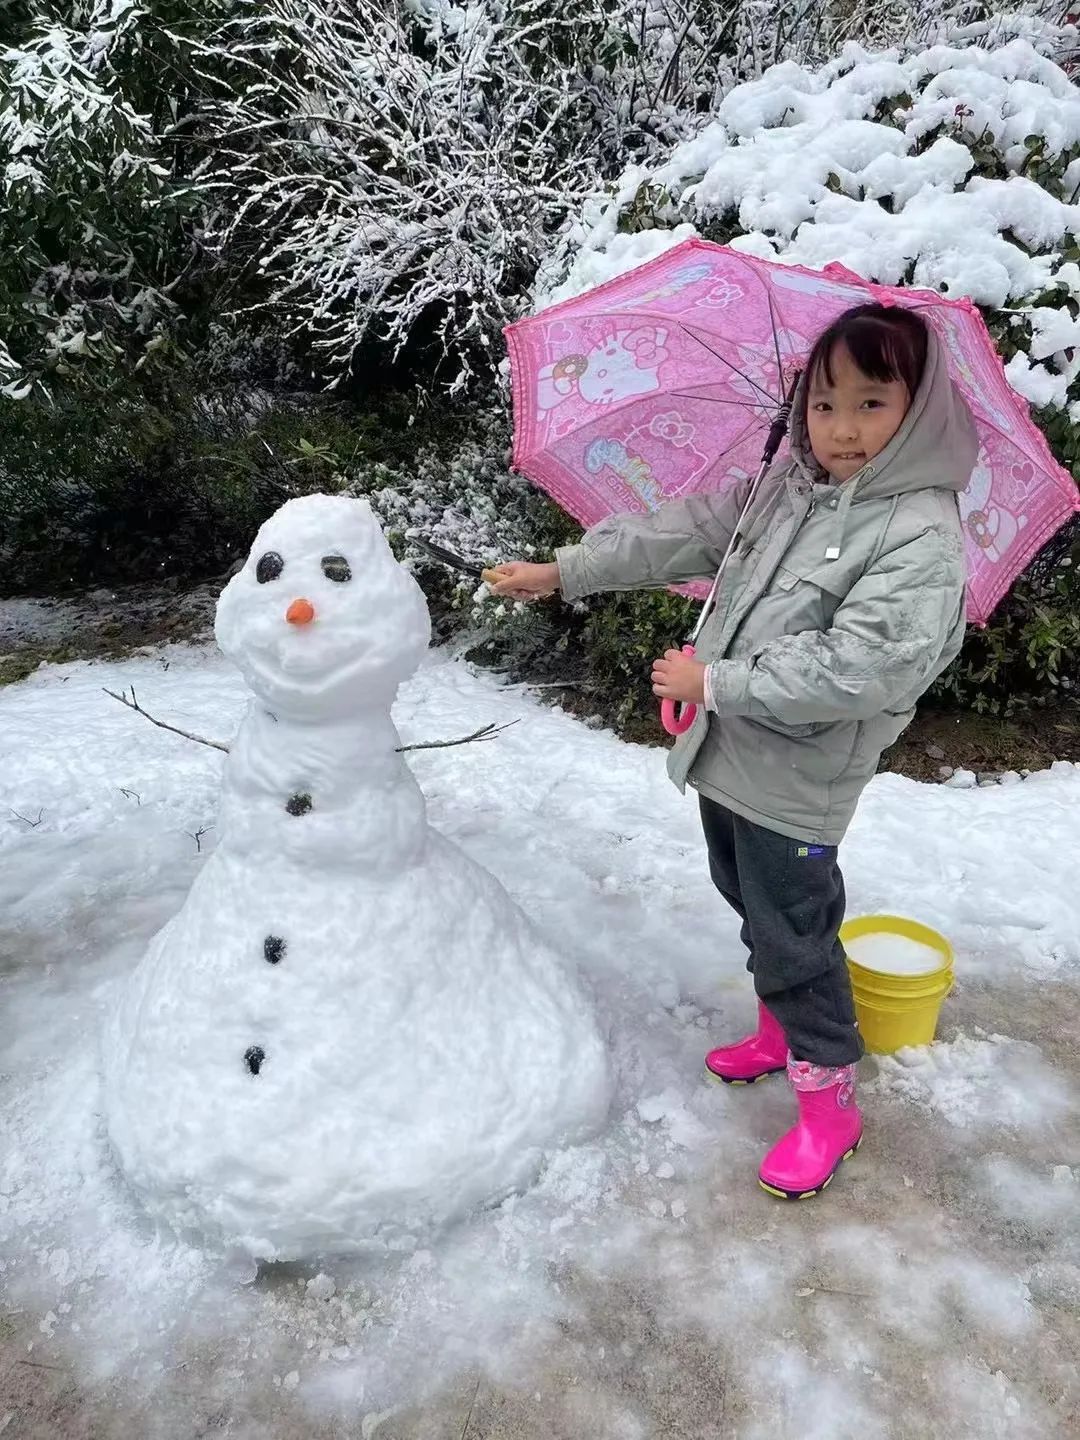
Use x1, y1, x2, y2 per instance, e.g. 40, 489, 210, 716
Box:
788, 324, 980, 500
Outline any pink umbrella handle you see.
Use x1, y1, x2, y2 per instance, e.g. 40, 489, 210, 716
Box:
660, 644, 699, 736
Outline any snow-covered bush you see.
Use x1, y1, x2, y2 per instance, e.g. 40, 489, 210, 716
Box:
186, 0, 980, 393
0, 0, 1024, 399
542, 27, 1080, 414
365, 415, 572, 665
187, 0, 601, 394
0, 3, 234, 397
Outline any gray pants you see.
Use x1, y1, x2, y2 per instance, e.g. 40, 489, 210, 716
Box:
699, 796, 862, 1067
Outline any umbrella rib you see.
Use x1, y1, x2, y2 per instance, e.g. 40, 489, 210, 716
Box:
676, 322, 779, 406
691, 414, 772, 489
766, 289, 786, 402
668, 390, 776, 411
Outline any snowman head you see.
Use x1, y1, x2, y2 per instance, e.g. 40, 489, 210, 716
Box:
215, 494, 431, 718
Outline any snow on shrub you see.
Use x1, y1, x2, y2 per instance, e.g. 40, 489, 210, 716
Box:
188, 0, 984, 394
0, 3, 224, 398
1, 0, 1033, 399
540, 23, 1080, 418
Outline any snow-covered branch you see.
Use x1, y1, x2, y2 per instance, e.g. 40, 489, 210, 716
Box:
187, 0, 954, 392
186, 0, 607, 391
3, 1, 1062, 398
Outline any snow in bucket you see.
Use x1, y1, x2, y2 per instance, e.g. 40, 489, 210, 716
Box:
844, 931, 945, 977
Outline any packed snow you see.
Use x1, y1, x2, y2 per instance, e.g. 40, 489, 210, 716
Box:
1, 608, 1078, 1433
102, 497, 610, 1258
844, 931, 946, 975
868, 1032, 1075, 1129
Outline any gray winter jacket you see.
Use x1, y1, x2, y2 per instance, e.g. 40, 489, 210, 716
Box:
555, 329, 977, 845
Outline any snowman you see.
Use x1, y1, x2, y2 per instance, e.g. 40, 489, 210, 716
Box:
103, 494, 611, 1260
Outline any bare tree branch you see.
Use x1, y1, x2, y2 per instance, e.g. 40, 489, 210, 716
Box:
397, 720, 520, 753
10, 808, 45, 829
103, 687, 230, 753
104, 687, 519, 756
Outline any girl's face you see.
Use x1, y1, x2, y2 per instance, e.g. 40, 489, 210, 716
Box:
806, 341, 911, 483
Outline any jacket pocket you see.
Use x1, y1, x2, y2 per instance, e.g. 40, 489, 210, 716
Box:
754, 714, 864, 771
740, 559, 845, 658
862, 708, 916, 758
772, 559, 846, 609
747, 716, 859, 778
747, 713, 825, 741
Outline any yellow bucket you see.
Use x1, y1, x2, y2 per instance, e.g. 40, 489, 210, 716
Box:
840, 914, 954, 1054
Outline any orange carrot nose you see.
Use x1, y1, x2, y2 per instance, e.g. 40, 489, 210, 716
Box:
286, 597, 316, 626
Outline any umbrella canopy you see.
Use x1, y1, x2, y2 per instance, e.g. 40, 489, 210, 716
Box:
505, 237, 1080, 624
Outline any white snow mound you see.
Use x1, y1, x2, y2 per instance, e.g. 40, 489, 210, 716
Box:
103, 494, 612, 1259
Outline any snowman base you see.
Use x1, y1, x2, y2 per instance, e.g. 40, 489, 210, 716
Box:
103, 496, 611, 1260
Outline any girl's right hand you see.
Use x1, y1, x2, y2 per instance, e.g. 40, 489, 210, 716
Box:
486, 561, 560, 601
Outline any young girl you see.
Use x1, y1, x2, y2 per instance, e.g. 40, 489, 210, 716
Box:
491, 304, 977, 1200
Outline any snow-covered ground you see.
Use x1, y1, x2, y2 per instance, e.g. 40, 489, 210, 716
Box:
2, 635, 1078, 1438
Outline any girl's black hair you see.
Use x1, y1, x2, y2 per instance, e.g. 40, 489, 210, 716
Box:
805, 303, 929, 401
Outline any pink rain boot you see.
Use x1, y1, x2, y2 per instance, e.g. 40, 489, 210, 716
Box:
758, 1058, 863, 1200
704, 1001, 788, 1085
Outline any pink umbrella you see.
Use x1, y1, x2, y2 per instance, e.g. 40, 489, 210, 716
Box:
505, 237, 1080, 731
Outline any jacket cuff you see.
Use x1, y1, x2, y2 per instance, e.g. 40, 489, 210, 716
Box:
705, 659, 754, 717
554, 544, 589, 603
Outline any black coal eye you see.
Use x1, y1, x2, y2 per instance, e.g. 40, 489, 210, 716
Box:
256, 551, 284, 584
321, 554, 351, 583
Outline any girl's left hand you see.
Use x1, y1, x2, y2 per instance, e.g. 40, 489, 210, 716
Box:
651, 650, 707, 705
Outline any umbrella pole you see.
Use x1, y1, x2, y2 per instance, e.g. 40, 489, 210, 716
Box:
661, 369, 801, 738
689, 369, 802, 648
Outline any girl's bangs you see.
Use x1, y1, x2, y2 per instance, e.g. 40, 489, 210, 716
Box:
808, 306, 928, 397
